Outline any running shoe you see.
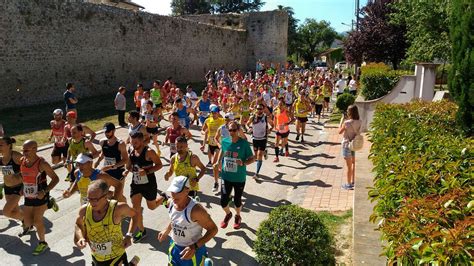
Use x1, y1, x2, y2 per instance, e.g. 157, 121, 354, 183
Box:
48, 197, 59, 212
64, 173, 71, 182
160, 192, 169, 208
233, 215, 242, 229
133, 229, 147, 243
129, 255, 140, 266
32, 242, 48, 256
0, 184, 4, 200
212, 182, 218, 192
194, 196, 200, 202
18, 225, 33, 237
295, 134, 300, 141
285, 150, 289, 157
220, 212, 233, 229
273, 157, 279, 163
301, 137, 305, 143
341, 183, 353, 190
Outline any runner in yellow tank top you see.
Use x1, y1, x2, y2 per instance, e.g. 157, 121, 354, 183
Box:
165, 136, 206, 201
293, 90, 311, 143
239, 93, 251, 132
66, 125, 98, 182
75, 180, 137, 265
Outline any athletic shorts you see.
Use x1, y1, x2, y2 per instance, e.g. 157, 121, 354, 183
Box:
296, 117, 308, 123
130, 183, 157, 201
24, 193, 49, 207
324, 97, 330, 103
106, 168, 125, 181
276, 131, 290, 138
252, 139, 267, 151
169, 240, 207, 266
92, 252, 128, 266
208, 145, 219, 155
4, 184, 22, 196
51, 143, 68, 158
315, 104, 323, 115
285, 103, 292, 109
146, 127, 159, 135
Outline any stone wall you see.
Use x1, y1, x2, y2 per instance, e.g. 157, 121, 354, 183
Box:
182, 11, 289, 70
0, 0, 286, 109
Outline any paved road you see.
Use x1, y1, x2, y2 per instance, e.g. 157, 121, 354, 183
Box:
0, 116, 331, 265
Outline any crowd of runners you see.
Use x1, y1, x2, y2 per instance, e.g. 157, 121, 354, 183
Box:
0, 65, 358, 265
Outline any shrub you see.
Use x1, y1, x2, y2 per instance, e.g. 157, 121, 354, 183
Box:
253, 205, 335, 265
368, 101, 474, 264
336, 93, 355, 113
360, 63, 412, 100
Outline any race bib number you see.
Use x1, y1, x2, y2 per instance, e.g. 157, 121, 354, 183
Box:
90, 241, 112, 256
223, 157, 238, 173
132, 171, 149, 185
173, 227, 186, 238
0, 165, 14, 181
103, 157, 116, 167
170, 143, 177, 154
23, 183, 38, 198
209, 137, 216, 146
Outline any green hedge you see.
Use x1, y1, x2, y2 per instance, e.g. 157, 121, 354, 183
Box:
253, 205, 335, 265
360, 63, 411, 100
336, 93, 355, 113
368, 101, 474, 264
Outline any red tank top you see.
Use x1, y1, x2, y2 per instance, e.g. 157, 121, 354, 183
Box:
167, 125, 183, 144
20, 157, 47, 199
51, 120, 66, 147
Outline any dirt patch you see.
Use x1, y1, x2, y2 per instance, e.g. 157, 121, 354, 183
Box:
334, 216, 353, 265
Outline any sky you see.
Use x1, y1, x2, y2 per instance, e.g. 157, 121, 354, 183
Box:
133, 0, 369, 33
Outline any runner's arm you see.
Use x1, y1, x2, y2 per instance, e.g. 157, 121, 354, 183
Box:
191, 204, 218, 248
75, 206, 87, 247
40, 160, 59, 194
214, 128, 221, 148
85, 141, 99, 158
183, 128, 192, 140
83, 126, 96, 141
191, 155, 206, 180
164, 156, 175, 181
98, 172, 122, 191
115, 141, 129, 169
145, 149, 163, 173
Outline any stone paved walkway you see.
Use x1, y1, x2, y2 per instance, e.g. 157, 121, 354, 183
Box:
299, 124, 354, 211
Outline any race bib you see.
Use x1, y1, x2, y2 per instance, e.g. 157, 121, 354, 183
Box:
132, 171, 149, 185
23, 183, 38, 198
223, 157, 238, 173
279, 124, 286, 131
1, 165, 14, 181
170, 143, 177, 154
103, 157, 116, 167
209, 137, 216, 146
90, 241, 112, 256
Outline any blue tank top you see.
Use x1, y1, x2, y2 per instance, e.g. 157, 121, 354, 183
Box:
220, 124, 230, 139
177, 106, 188, 119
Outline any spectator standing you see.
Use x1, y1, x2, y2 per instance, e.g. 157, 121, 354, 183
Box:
115, 87, 127, 127
64, 83, 78, 114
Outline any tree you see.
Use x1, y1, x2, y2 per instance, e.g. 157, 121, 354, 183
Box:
448, 1, 473, 136
277, 5, 299, 57
213, 0, 264, 13
344, 0, 407, 69
390, 1, 450, 64
297, 19, 338, 63
171, 0, 212, 15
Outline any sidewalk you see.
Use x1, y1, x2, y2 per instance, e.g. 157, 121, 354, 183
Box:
353, 134, 386, 265
298, 124, 354, 211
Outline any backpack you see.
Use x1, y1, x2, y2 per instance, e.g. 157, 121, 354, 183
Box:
349, 122, 364, 151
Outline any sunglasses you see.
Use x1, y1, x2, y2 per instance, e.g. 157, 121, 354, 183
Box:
87, 193, 107, 202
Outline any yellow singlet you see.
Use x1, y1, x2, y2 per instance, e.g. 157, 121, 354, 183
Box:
85, 200, 125, 262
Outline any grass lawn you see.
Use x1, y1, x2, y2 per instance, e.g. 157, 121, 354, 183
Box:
0, 82, 206, 150
327, 108, 343, 124
318, 210, 353, 265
